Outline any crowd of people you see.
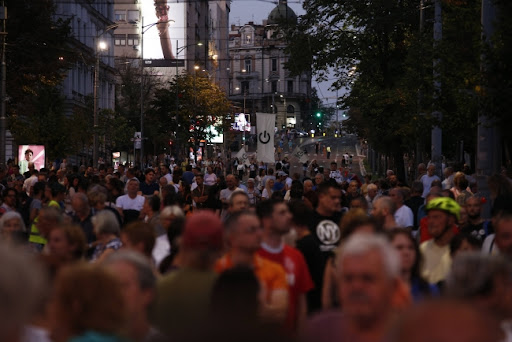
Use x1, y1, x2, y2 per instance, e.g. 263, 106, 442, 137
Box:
0, 155, 511, 342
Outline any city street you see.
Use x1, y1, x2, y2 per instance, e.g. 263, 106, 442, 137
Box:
273, 133, 364, 180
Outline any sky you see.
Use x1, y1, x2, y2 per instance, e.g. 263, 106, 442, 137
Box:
229, 0, 339, 108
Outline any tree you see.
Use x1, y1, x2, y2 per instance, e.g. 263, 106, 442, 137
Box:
285, 0, 483, 174
116, 63, 163, 156
6, 0, 79, 155
148, 71, 232, 157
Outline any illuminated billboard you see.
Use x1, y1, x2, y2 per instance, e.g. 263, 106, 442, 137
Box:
18, 145, 45, 174
233, 113, 251, 132
141, 0, 186, 62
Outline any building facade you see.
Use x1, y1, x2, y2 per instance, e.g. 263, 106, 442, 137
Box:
55, 0, 117, 116
228, 1, 311, 130
112, 0, 229, 82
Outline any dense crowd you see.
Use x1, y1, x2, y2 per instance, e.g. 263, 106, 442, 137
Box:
0, 156, 511, 342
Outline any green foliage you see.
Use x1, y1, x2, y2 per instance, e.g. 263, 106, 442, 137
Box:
285, 0, 483, 160
5, 0, 80, 159
147, 71, 232, 155
9, 86, 74, 160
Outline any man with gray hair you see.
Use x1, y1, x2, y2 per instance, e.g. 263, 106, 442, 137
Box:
103, 250, 161, 342
365, 183, 380, 214
445, 253, 512, 340
302, 234, 401, 342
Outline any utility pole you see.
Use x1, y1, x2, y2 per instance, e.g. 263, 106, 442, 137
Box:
431, 0, 443, 177
0, 3, 6, 166
477, 0, 499, 218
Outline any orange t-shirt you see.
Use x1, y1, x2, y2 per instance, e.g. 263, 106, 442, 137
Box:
215, 253, 288, 302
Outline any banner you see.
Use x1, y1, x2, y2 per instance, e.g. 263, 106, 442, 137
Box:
235, 147, 250, 167
291, 146, 309, 164
256, 113, 275, 163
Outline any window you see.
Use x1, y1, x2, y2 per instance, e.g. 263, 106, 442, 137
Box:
287, 80, 293, 93
115, 10, 126, 21
127, 34, 140, 46
287, 105, 295, 113
127, 10, 139, 22
271, 80, 278, 93
245, 34, 252, 44
271, 58, 277, 72
241, 81, 250, 94
114, 34, 126, 46
244, 58, 252, 73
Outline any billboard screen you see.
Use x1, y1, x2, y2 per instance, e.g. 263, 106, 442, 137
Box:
141, 0, 186, 61
18, 145, 45, 174
233, 113, 251, 132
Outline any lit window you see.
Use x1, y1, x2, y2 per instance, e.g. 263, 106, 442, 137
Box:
127, 34, 140, 46
115, 10, 126, 21
114, 34, 126, 46
244, 58, 252, 73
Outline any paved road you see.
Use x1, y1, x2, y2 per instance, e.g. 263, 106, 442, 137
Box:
281, 134, 364, 180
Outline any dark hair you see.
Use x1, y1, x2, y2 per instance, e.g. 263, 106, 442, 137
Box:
288, 201, 313, 227
147, 195, 161, 212
317, 181, 340, 195
450, 233, 482, 256
2, 187, 16, 199
144, 168, 155, 175
50, 183, 66, 197
122, 222, 156, 258
256, 198, 283, 219
289, 180, 304, 199
224, 210, 257, 233
411, 181, 424, 195
387, 228, 422, 278
33, 181, 47, 196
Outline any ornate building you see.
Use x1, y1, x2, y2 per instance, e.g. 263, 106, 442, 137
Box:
228, 0, 311, 130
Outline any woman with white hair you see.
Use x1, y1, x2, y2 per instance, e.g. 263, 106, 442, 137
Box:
0, 211, 27, 244
90, 210, 122, 262
261, 178, 274, 200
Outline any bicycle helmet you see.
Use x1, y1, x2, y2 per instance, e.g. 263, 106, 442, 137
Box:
425, 197, 461, 222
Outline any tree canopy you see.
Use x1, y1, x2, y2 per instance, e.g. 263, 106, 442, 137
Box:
285, 0, 487, 165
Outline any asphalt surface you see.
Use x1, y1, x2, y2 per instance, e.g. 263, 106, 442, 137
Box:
277, 134, 363, 180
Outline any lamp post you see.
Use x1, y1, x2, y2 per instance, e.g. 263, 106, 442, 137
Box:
137, 18, 174, 168
0, 3, 6, 166
93, 24, 117, 168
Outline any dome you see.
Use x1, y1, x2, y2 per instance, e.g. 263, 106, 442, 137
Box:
267, 0, 297, 25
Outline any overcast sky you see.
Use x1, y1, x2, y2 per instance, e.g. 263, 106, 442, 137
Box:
229, 0, 339, 108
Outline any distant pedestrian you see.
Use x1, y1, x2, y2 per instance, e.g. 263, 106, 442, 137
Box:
315, 142, 319, 154
326, 146, 331, 159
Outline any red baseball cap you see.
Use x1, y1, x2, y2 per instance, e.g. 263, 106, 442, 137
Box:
182, 211, 224, 251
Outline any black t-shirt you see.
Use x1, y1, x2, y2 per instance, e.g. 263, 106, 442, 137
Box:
296, 234, 324, 313
461, 220, 493, 241
305, 210, 343, 313
405, 195, 425, 230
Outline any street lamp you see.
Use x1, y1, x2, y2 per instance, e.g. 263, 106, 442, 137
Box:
93, 23, 117, 168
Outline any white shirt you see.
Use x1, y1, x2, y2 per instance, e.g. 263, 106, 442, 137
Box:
115, 194, 145, 211
421, 174, 441, 197
394, 204, 414, 228
152, 234, 170, 268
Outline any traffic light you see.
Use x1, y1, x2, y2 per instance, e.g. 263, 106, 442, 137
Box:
316, 112, 321, 118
